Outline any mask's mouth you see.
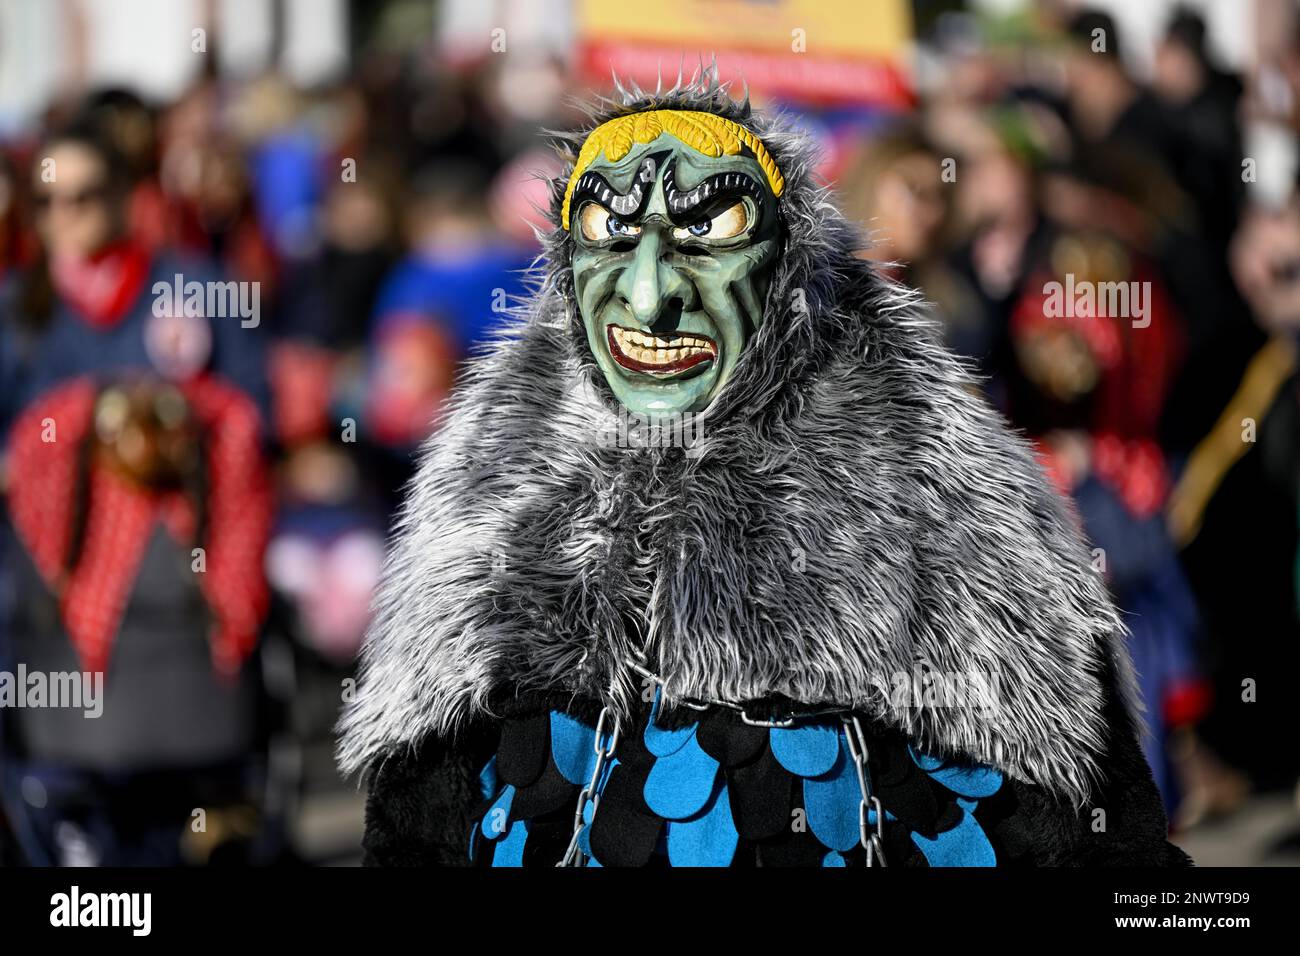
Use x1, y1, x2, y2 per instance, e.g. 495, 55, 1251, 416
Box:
606, 323, 717, 377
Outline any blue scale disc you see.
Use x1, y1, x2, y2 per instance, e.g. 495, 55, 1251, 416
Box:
665, 781, 739, 867
550, 710, 598, 785
481, 784, 516, 840
644, 732, 721, 820
643, 688, 699, 757
770, 722, 841, 777
478, 756, 499, 801
802, 736, 860, 852
491, 818, 530, 867
909, 806, 996, 867
925, 764, 1003, 799
908, 746, 947, 772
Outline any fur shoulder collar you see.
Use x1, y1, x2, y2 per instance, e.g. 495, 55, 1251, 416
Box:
337, 78, 1136, 807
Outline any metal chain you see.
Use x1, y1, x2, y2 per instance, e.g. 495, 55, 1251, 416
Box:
626, 659, 845, 727
556, 705, 620, 867
623, 658, 890, 867
843, 715, 887, 867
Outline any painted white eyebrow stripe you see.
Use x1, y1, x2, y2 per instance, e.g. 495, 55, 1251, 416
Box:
662, 160, 764, 218
574, 153, 665, 221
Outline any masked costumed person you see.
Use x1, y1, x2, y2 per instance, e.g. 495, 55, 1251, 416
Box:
338, 74, 1189, 868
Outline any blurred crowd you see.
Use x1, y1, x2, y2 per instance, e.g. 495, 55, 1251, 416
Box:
1, 0, 1298, 865
0, 18, 572, 864
846, 4, 1300, 842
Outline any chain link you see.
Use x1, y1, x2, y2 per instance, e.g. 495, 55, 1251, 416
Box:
843, 715, 887, 866
556, 705, 620, 867
602, 660, 890, 868
626, 659, 845, 727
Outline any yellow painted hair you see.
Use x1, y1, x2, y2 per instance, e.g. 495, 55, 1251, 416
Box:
561, 109, 785, 230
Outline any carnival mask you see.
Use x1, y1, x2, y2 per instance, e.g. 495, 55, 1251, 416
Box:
565, 111, 784, 417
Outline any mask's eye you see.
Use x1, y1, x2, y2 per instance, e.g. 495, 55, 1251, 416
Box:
671, 201, 750, 242
579, 203, 641, 242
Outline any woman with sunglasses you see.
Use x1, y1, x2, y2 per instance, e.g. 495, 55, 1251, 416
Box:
0, 116, 276, 866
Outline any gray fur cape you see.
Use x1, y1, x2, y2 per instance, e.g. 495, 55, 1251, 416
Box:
338, 76, 1141, 813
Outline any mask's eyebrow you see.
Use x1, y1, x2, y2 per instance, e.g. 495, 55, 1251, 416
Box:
569, 150, 669, 222
663, 160, 765, 222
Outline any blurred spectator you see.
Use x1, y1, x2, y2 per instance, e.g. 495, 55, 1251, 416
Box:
159, 80, 280, 300
1154, 6, 1247, 251
1167, 200, 1300, 812
1064, 9, 1178, 163
365, 160, 532, 462
1009, 259, 1206, 814
0, 154, 36, 283
0, 115, 276, 865
946, 106, 1056, 384
839, 122, 994, 366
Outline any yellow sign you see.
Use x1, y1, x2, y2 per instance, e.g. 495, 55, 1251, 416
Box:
578, 0, 911, 58
576, 0, 914, 107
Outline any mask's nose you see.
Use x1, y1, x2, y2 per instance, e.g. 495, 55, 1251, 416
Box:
614, 226, 689, 329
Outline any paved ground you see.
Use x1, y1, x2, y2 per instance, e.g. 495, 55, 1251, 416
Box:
292, 740, 366, 866
293, 787, 366, 866
1172, 793, 1300, 866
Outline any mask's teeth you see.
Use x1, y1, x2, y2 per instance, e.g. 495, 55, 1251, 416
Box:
611, 326, 716, 365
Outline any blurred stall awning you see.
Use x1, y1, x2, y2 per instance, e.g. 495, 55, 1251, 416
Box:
575, 0, 915, 109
